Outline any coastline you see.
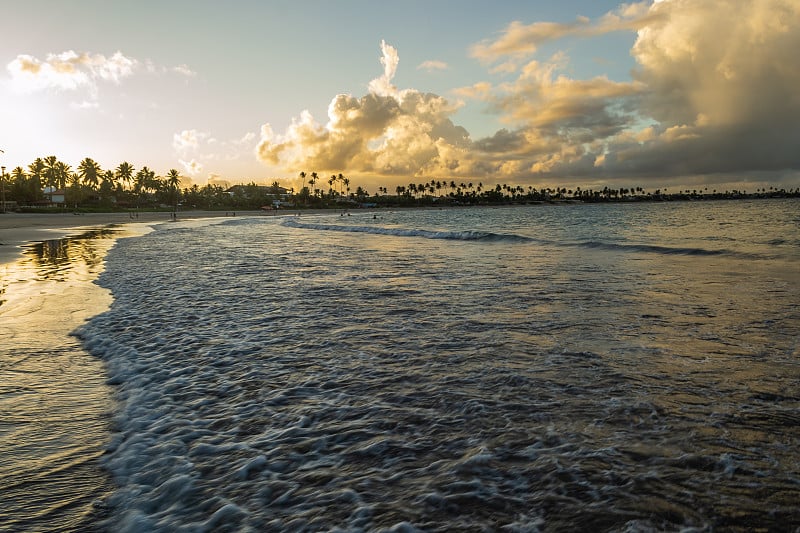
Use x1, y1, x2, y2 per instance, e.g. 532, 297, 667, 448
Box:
2, 201, 798, 529
0, 209, 270, 530
0, 210, 271, 266
1, 196, 794, 266
0, 214, 136, 531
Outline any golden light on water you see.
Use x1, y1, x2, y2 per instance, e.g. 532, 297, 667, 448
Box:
0, 228, 128, 530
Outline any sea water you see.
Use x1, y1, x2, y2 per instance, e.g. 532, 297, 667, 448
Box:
0, 227, 131, 532
4, 200, 800, 531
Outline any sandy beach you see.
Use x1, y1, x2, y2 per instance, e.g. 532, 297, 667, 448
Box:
0, 210, 269, 266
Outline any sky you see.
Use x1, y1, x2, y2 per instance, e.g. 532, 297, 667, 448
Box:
1, 0, 799, 193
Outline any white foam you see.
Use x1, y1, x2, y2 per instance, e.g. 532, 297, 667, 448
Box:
72, 204, 800, 531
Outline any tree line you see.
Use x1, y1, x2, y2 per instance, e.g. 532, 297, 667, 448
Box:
0, 156, 184, 211
296, 172, 800, 207
1, 156, 798, 212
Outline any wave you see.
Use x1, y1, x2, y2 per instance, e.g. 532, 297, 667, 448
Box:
282, 218, 764, 258
282, 218, 531, 243
573, 240, 734, 257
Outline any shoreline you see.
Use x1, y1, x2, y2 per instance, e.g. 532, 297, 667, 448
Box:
2, 196, 795, 266
1, 199, 798, 530
0, 210, 272, 267
0, 215, 134, 531
0, 209, 280, 529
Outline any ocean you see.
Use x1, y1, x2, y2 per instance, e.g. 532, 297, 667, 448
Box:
2, 200, 799, 532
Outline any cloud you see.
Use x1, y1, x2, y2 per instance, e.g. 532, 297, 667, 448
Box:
235, 132, 256, 145
7, 50, 137, 98
172, 64, 196, 77
179, 158, 203, 176
598, 0, 800, 179
418, 60, 448, 72
469, 2, 658, 67
173, 129, 207, 151
257, 1, 800, 189
485, 53, 643, 135
6, 50, 196, 107
462, 0, 800, 184
257, 41, 472, 179
368, 40, 400, 97
175, 127, 259, 176
207, 175, 231, 189
70, 100, 100, 110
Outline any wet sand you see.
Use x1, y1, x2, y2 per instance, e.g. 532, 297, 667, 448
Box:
0, 209, 262, 530
0, 211, 266, 266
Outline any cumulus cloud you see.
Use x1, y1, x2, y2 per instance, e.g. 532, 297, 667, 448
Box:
368, 40, 401, 97
463, 0, 800, 184
7, 50, 137, 98
598, 0, 800, 179
207, 175, 231, 189
256, 1, 800, 188
257, 41, 472, 179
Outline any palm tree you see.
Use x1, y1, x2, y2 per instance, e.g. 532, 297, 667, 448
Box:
116, 161, 134, 191
134, 166, 155, 211
42, 158, 71, 205
11, 167, 26, 183
54, 161, 71, 191
42, 155, 60, 197
28, 158, 45, 195
78, 157, 102, 194
298, 170, 306, 197
309, 172, 318, 198
328, 175, 336, 198
68, 171, 82, 209
100, 170, 117, 204
10, 166, 39, 204
166, 168, 181, 217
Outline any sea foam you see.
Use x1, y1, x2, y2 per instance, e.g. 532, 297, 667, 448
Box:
73, 203, 800, 531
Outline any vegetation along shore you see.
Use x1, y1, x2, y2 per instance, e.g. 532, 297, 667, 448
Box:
0, 156, 798, 214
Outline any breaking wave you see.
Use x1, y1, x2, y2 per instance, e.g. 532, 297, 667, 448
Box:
282, 217, 764, 258
282, 217, 532, 243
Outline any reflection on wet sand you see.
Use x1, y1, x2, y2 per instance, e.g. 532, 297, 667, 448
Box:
0, 227, 127, 532
20, 227, 121, 282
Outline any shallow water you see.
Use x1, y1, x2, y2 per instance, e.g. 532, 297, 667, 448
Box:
0, 228, 126, 532
5, 200, 800, 531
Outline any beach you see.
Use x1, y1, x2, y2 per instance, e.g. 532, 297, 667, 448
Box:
0, 211, 264, 266
2, 200, 799, 531
0, 209, 266, 531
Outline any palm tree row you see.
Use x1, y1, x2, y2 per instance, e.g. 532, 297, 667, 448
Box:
295, 171, 800, 207
3, 156, 798, 212
295, 171, 352, 206
1, 155, 184, 210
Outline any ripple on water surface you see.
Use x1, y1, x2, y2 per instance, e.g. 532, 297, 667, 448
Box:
74, 203, 800, 531
0, 227, 141, 532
